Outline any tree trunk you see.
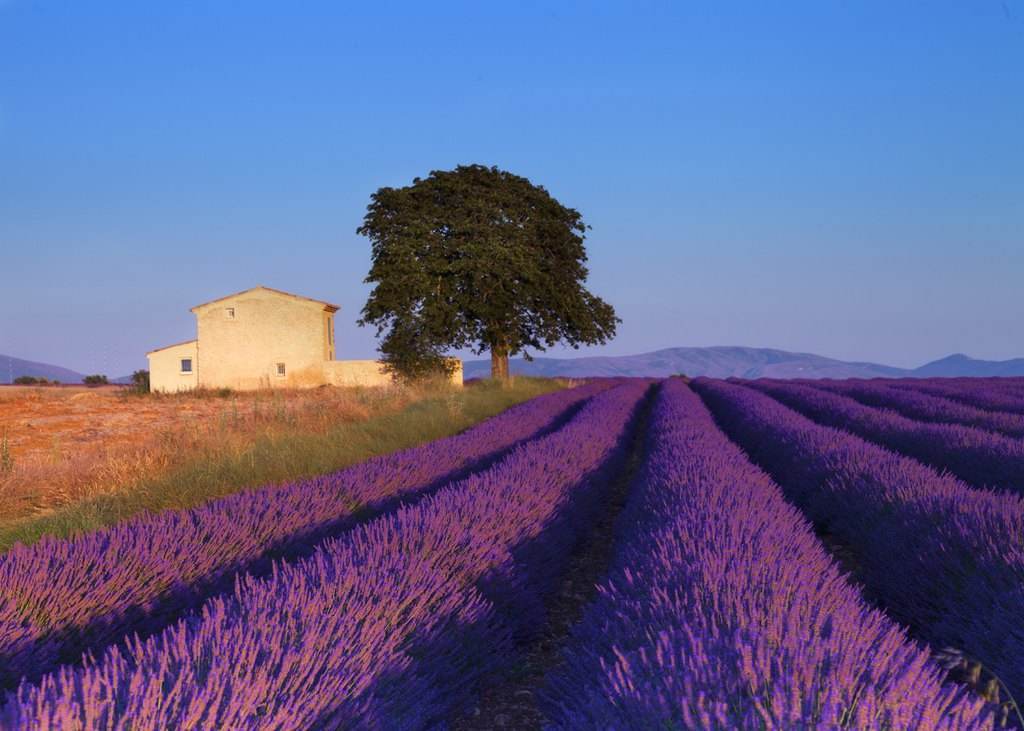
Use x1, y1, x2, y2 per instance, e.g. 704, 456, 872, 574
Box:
491, 343, 510, 381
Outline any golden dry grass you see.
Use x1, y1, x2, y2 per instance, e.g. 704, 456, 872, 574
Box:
0, 385, 412, 521
0, 378, 564, 550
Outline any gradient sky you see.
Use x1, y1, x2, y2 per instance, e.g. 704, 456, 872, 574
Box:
2, 1, 1022, 376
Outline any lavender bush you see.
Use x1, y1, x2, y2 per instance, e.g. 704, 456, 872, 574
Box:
693, 378, 1024, 716
805, 379, 1024, 438
543, 379, 991, 729
746, 379, 1024, 493
0, 382, 649, 729
0, 382, 608, 689
892, 379, 1024, 415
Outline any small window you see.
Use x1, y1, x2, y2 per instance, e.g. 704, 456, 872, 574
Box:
225, 307, 235, 320
181, 358, 193, 373
276, 362, 286, 377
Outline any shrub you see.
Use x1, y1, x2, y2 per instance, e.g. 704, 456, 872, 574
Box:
82, 375, 109, 387
129, 370, 150, 394
11, 376, 58, 386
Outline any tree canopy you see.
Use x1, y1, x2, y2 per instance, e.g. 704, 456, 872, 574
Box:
357, 165, 619, 379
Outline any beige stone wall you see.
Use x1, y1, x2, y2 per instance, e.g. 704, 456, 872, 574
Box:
322, 359, 463, 388
194, 289, 333, 390
147, 341, 198, 393
323, 360, 394, 388
447, 358, 464, 386
323, 311, 335, 361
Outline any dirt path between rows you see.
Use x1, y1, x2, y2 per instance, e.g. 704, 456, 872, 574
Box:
449, 388, 654, 730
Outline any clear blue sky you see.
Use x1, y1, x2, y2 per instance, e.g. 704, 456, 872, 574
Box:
2, 1, 1021, 376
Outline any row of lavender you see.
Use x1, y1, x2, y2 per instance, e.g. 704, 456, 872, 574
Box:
693, 378, 1024, 720
798, 378, 1024, 438
743, 378, 1024, 493
543, 379, 991, 729
0, 381, 609, 689
0, 381, 649, 727
891, 378, 1024, 415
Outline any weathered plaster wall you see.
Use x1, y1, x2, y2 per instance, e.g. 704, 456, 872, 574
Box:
322, 359, 464, 388
147, 340, 198, 393
323, 360, 394, 388
194, 290, 332, 390
447, 359, 464, 386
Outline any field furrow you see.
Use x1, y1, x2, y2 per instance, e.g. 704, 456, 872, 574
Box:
450, 382, 655, 730
0, 381, 648, 728
746, 379, 1024, 493
693, 378, 1024, 723
0, 382, 609, 690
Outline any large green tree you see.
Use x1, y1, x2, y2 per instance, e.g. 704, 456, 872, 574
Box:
357, 165, 619, 380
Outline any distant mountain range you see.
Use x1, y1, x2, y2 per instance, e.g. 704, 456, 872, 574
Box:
0, 355, 91, 384
4, 348, 1023, 385
464, 347, 1024, 380
909, 353, 1024, 378
0, 355, 131, 384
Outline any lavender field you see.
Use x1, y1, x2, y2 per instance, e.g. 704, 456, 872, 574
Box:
1, 377, 1023, 729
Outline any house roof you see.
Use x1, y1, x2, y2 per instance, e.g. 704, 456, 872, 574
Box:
146, 339, 198, 356
189, 286, 340, 313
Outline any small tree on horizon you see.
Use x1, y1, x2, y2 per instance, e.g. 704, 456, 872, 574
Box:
357, 164, 619, 380
82, 374, 109, 387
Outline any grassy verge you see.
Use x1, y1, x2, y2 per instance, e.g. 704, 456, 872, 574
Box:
0, 378, 563, 552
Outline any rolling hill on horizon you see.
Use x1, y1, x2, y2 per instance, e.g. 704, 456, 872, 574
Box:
0, 355, 135, 385
0, 355, 90, 384
464, 346, 1024, 380
5, 347, 1024, 385
909, 352, 1024, 378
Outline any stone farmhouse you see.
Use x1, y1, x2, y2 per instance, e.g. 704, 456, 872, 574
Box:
147, 286, 462, 392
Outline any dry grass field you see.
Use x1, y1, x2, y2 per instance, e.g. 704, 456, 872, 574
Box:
0, 378, 563, 550
0, 385, 406, 516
